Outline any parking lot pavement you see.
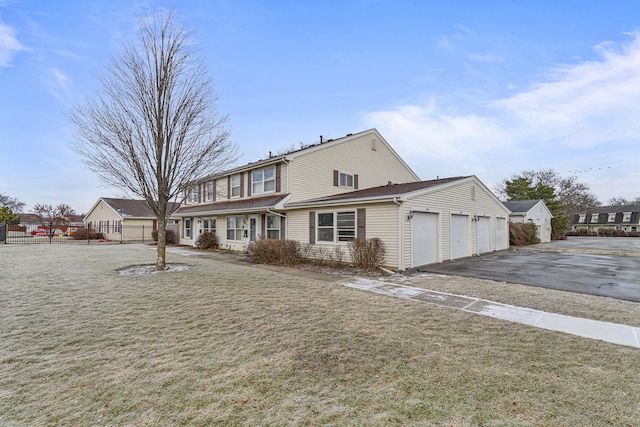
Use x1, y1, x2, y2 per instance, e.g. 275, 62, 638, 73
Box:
419, 240, 640, 303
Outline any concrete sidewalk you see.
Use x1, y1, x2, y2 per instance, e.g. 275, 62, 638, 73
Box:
341, 277, 640, 349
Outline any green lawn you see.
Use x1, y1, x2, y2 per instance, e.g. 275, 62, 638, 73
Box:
1, 244, 639, 426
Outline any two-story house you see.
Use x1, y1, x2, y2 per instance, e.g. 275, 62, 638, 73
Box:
173, 129, 510, 270
572, 205, 640, 234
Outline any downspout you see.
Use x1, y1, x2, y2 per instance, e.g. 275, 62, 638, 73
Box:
393, 197, 403, 271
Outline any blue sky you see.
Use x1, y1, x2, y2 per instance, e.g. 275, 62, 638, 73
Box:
2, 0, 640, 213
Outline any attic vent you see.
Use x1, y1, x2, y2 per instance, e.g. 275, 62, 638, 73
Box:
371, 138, 377, 151
346, 133, 352, 136
471, 185, 476, 201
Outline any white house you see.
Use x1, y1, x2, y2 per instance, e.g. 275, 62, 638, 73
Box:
173, 129, 510, 270
503, 199, 553, 243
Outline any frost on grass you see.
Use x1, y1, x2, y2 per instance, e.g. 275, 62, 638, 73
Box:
117, 264, 190, 275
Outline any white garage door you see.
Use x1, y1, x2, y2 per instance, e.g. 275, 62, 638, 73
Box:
496, 217, 507, 250
411, 212, 438, 267
477, 216, 491, 254
451, 214, 468, 259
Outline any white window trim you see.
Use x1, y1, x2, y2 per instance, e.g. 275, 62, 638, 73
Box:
590, 214, 599, 223
252, 167, 276, 195
578, 214, 586, 223
266, 214, 280, 239
316, 210, 356, 244
205, 181, 215, 202
231, 174, 241, 198
202, 217, 217, 233
226, 215, 244, 241
608, 213, 616, 223
338, 172, 354, 189
184, 218, 192, 238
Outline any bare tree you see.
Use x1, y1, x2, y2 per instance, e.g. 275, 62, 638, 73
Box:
0, 193, 25, 213
70, 8, 236, 269
32, 203, 77, 240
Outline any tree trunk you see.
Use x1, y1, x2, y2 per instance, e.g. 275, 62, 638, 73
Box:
156, 218, 166, 270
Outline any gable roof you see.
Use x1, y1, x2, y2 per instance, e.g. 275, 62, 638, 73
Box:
286, 176, 470, 207
174, 194, 289, 216
502, 199, 543, 214
201, 128, 419, 181
86, 198, 180, 220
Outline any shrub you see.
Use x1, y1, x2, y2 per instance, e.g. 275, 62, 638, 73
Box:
247, 239, 302, 265
73, 229, 104, 240
195, 231, 218, 249
151, 229, 178, 245
509, 222, 538, 246
348, 237, 386, 270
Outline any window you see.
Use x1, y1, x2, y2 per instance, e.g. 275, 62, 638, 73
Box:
252, 167, 276, 194
590, 213, 599, 223
202, 217, 216, 233
231, 174, 241, 198
114, 220, 121, 233
187, 186, 199, 204
184, 219, 192, 238
317, 211, 356, 243
339, 172, 354, 188
266, 214, 280, 239
623, 212, 632, 222
226, 216, 244, 241
608, 213, 616, 223
578, 214, 586, 223
205, 181, 214, 201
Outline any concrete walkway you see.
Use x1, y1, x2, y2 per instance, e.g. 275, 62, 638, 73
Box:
341, 277, 640, 349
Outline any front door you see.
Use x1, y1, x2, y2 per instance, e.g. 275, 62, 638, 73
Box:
249, 216, 257, 242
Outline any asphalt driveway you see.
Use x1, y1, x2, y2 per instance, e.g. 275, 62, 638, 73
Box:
420, 237, 640, 302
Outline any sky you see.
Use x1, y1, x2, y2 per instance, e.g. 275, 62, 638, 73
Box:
2, 0, 640, 214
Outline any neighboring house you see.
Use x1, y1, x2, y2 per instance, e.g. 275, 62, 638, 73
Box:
84, 198, 180, 242
173, 129, 510, 270
503, 199, 553, 243
572, 205, 640, 233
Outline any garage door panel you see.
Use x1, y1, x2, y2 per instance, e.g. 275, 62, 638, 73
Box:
451, 214, 468, 259
412, 212, 438, 267
477, 216, 491, 253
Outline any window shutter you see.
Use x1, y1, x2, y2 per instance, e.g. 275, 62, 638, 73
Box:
212, 179, 216, 201
227, 176, 231, 200
280, 216, 286, 240
276, 163, 282, 192
354, 174, 359, 189
240, 173, 245, 198
309, 211, 315, 244
357, 208, 366, 240
261, 214, 266, 238
248, 172, 252, 197
333, 170, 339, 187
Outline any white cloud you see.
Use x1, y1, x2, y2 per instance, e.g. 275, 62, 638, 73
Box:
364, 32, 640, 200
0, 21, 24, 67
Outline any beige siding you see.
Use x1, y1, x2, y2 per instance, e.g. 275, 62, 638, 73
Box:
287, 132, 418, 204
286, 202, 400, 268
85, 200, 156, 241
401, 178, 510, 268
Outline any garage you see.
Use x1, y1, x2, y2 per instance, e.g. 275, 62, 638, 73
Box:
451, 214, 468, 259
476, 216, 491, 253
411, 212, 438, 266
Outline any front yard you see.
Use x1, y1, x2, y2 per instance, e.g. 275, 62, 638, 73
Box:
1, 244, 639, 426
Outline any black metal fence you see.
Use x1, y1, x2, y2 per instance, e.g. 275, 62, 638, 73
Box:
0, 222, 180, 245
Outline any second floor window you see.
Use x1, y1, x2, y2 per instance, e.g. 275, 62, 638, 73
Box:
608, 213, 616, 223
578, 214, 586, 223
339, 172, 354, 188
205, 181, 214, 201
252, 167, 276, 194
590, 214, 599, 223
187, 186, 199, 204
623, 212, 632, 222
231, 174, 241, 198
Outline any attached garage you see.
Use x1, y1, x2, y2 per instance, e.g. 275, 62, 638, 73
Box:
285, 175, 511, 271
411, 212, 438, 267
